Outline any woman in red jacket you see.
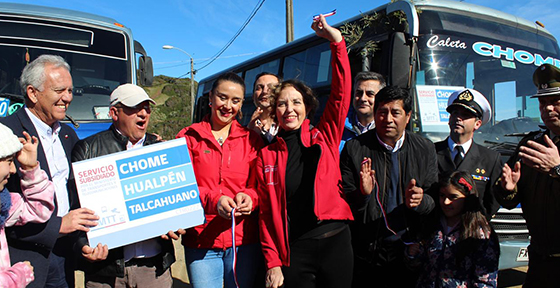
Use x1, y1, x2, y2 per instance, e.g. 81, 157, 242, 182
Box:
257, 15, 354, 288
176, 72, 264, 288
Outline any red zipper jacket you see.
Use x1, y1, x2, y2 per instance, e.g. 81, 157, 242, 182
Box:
176, 118, 263, 249
257, 40, 354, 269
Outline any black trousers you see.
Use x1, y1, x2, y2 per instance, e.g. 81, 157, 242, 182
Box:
282, 225, 353, 288
352, 240, 418, 288
524, 247, 560, 288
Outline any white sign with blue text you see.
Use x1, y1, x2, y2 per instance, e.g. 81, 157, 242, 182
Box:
72, 138, 205, 249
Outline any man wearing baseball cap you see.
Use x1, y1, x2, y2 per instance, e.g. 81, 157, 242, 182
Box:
434, 88, 502, 218
496, 63, 560, 288
69, 83, 176, 287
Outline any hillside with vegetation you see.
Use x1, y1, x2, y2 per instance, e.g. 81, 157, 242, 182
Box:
144, 75, 197, 140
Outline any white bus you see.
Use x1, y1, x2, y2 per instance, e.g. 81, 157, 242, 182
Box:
194, 0, 560, 270
0, 2, 153, 139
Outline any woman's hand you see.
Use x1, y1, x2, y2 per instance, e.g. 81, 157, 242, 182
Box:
17, 131, 39, 171
311, 14, 343, 43
217, 195, 236, 220
266, 266, 284, 288
234, 192, 253, 215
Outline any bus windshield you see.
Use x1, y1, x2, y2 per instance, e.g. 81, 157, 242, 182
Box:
415, 9, 560, 150
0, 46, 128, 120
0, 12, 130, 121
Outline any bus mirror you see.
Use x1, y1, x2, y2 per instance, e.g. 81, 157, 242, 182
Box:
390, 32, 413, 89
138, 56, 154, 87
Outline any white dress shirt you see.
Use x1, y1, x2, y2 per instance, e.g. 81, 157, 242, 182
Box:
25, 108, 70, 217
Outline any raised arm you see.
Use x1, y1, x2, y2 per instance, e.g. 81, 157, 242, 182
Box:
312, 15, 352, 150
6, 132, 54, 227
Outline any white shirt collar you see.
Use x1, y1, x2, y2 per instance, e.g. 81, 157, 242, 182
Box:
114, 128, 146, 149
354, 114, 375, 134
25, 107, 60, 136
376, 131, 405, 152
448, 137, 473, 156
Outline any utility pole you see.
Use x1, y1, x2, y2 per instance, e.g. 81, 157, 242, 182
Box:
286, 0, 294, 43
189, 57, 195, 124
162, 45, 195, 123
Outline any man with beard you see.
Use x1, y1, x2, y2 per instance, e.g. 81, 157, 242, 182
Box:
248, 72, 281, 143
434, 88, 502, 218
497, 63, 560, 287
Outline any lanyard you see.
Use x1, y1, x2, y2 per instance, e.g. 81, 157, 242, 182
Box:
374, 184, 415, 245
231, 208, 240, 288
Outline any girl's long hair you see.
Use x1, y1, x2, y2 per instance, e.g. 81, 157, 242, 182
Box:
439, 170, 492, 240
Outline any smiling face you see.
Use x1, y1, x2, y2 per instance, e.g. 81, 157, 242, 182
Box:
439, 185, 466, 223
210, 80, 244, 129
275, 86, 307, 131
0, 156, 16, 191
111, 100, 152, 145
374, 100, 411, 146
27, 64, 73, 127
448, 106, 482, 142
353, 79, 382, 122
253, 74, 278, 109
539, 95, 560, 134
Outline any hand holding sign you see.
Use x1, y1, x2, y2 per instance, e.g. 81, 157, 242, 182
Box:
73, 139, 204, 249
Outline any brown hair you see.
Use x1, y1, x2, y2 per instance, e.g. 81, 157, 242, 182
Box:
439, 170, 491, 240
272, 79, 319, 122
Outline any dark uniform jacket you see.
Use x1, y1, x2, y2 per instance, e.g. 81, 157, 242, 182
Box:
495, 130, 560, 257
0, 108, 79, 288
340, 130, 437, 254
435, 138, 502, 217
70, 124, 175, 278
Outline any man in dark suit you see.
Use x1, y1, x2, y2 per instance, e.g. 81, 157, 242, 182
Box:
1, 54, 99, 288
435, 88, 502, 218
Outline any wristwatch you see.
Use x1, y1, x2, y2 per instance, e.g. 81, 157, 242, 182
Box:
550, 164, 560, 178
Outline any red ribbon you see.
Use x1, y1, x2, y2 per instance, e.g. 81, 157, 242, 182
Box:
458, 177, 472, 192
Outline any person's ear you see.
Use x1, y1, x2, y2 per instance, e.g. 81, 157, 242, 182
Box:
473, 118, 482, 131
26, 86, 39, 104
110, 106, 119, 121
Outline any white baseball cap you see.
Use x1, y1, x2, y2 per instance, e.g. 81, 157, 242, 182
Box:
110, 84, 155, 107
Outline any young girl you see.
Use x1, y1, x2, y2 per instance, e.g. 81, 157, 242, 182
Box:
0, 123, 55, 287
406, 171, 499, 287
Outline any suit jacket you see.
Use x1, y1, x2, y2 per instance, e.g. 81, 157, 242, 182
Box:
0, 108, 78, 288
435, 138, 502, 218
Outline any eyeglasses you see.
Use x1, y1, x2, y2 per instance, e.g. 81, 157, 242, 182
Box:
114, 103, 152, 113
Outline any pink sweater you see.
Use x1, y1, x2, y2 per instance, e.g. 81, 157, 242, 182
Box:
0, 165, 55, 288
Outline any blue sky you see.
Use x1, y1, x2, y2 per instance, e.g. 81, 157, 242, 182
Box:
9, 0, 560, 81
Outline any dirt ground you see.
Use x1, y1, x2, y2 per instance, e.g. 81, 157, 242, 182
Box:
75, 239, 191, 288
75, 239, 526, 288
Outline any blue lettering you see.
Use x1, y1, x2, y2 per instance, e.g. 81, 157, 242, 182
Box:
472, 42, 493, 57
535, 54, 555, 66
514, 50, 534, 64
492, 45, 514, 61
473, 41, 560, 68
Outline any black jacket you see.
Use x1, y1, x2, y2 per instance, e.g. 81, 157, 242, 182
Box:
495, 130, 560, 257
340, 130, 437, 253
0, 108, 78, 288
435, 138, 502, 218
70, 124, 175, 277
